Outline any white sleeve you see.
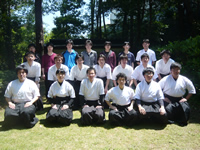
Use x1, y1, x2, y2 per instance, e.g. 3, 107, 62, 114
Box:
79, 80, 85, 96
156, 84, 164, 100
68, 84, 76, 98
4, 82, 13, 99
152, 51, 157, 61
106, 65, 112, 79
48, 68, 54, 81
185, 77, 196, 94
69, 67, 75, 81
105, 89, 111, 101
99, 80, 105, 95
47, 83, 54, 98
136, 51, 140, 61
134, 84, 141, 100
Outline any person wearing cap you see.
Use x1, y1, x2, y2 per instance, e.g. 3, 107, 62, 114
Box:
61, 39, 78, 72
23, 43, 41, 63
3, 64, 40, 128
112, 54, 134, 87
48, 54, 70, 89
134, 67, 168, 124
118, 41, 135, 68
21, 51, 43, 111
41, 42, 57, 97
69, 54, 89, 110
155, 50, 175, 80
79, 67, 105, 125
136, 39, 156, 66
105, 73, 137, 126
81, 40, 97, 67
100, 41, 116, 72
159, 62, 196, 126
130, 53, 158, 87
46, 68, 75, 125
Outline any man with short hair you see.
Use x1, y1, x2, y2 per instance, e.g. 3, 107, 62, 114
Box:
159, 62, 196, 126
79, 67, 105, 125
4, 64, 40, 128
136, 39, 156, 66
134, 67, 167, 124
105, 73, 137, 126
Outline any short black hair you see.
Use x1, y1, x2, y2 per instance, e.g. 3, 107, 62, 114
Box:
98, 54, 106, 61
142, 67, 154, 76
141, 53, 149, 60
54, 54, 63, 61
104, 41, 112, 46
46, 42, 54, 48
119, 54, 128, 61
25, 51, 36, 57
170, 62, 182, 70
75, 54, 84, 62
85, 40, 93, 46
28, 43, 36, 49
16, 64, 28, 74
56, 68, 66, 75
86, 67, 96, 74
116, 73, 127, 82
160, 49, 171, 57
66, 39, 74, 46
143, 39, 150, 43
123, 41, 130, 46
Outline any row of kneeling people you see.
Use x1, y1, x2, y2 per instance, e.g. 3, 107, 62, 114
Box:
3, 62, 196, 128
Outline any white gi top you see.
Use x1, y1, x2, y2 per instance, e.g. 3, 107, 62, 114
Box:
131, 64, 158, 81
155, 58, 174, 75
94, 63, 112, 79
48, 64, 70, 81
112, 65, 134, 82
48, 80, 75, 98
4, 78, 40, 103
105, 86, 134, 106
159, 74, 196, 97
136, 49, 156, 66
22, 61, 41, 82
134, 80, 164, 102
69, 64, 89, 81
79, 78, 104, 101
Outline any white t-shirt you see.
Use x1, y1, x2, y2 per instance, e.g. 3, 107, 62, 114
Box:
94, 63, 112, 79
4, 78, 40, 103
112, 65, 134, 81
79, 78, 104, 101
22, 61, 41, 82
136, 49, 156, 65
48, 64, 70, 81
159, 74, 196, 97
155, 58, 174, 75
131, 64, 158, 81
134, 80, 164, 103
48, 80, 75, 98
69, 64, 89, 81
105, 86, 134, 106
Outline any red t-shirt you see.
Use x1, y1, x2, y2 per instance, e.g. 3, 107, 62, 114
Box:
41, 53, 57, 73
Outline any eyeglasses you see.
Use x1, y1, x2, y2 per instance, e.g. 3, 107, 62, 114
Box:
145, 72, 153, 75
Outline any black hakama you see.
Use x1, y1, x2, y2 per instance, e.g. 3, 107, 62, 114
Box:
164, 94, 190, 126
81, 100, 105, 125
4, 102, 38, 128
109, 103, 138, 126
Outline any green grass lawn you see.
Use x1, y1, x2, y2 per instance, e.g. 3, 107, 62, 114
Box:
0, 105, 200, 150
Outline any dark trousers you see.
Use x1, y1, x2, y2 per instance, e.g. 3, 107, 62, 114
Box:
109, 104, 138, 126
4, 103, 38, 128
136, 101, 168, 124
46, 104, 73, 125
81, 101, 105, 125
164, 94, 190, 126
73, 80, 81, 110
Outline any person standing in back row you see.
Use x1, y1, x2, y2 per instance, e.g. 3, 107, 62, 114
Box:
136, 39, 156, 66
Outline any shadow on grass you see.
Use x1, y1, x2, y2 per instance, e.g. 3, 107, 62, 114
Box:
36, 107, 50, 115
39, 119, 70, 128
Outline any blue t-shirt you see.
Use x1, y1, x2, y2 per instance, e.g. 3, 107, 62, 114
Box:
62, 49, 77, 72
118, 51, 135, 66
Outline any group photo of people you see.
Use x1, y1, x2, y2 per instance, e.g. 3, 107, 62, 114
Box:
3, 38, 196, 129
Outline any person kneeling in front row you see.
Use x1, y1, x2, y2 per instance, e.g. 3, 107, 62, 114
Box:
134, 67, 168, 124
105, 73, 138, 126
4, 64, 39, 128
79, 67, 105, 125
46, 69, 75, 125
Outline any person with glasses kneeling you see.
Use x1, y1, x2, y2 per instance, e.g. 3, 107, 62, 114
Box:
105, 73, 138, 126
134, 67, 168, 124
46, 68, 75, 125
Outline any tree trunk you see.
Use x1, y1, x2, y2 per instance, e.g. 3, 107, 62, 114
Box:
103, 11, 107, 39
91, 0, 95, 39
35, 0, 44, 56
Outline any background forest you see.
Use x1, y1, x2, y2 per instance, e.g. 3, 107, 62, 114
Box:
0, 0, 200, 100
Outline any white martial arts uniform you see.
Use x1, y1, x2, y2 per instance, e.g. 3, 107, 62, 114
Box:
136, 49, 156, 66
155, 58, 174, 75
69, 64, 89, 81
